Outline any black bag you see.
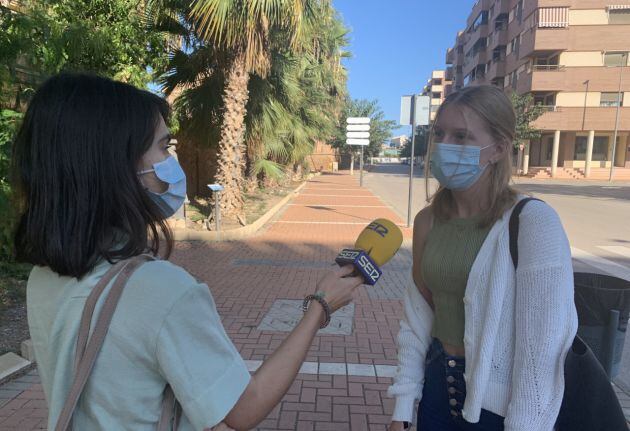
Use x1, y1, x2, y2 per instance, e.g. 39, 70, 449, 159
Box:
509, 198, 628, 431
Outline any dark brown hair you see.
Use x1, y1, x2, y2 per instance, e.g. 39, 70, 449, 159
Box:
12, 73, 173, 278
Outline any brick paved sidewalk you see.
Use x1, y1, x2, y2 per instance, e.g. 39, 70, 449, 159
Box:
3, 172, 629, 430
0, 172, 415, 430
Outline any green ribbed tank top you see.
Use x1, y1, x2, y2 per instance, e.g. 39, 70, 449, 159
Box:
421, 215, 491, 348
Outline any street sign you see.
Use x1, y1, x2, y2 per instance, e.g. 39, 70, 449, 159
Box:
400, 95, 430, 126
346, 124, 370, 132
346, 138, 370, 146
346, 131, 370, 139
347, 117, 371, 124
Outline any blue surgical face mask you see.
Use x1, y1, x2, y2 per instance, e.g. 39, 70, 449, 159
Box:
137, 156, 187, 218
430, 142, 495, 191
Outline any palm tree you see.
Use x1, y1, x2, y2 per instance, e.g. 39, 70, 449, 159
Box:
190, 0, 315, 218
243, 1, 349, 187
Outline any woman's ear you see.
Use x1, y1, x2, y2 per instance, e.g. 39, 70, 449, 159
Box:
490, 138, 509, 164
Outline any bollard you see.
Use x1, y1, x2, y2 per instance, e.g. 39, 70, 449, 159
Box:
207, 184, 224, 239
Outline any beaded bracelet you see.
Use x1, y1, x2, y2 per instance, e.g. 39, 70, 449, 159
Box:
302, 292, 332, 329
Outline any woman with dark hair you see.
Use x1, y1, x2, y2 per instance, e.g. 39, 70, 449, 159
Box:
13, 73, 363, 431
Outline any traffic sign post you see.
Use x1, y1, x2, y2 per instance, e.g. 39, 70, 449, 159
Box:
400, 95, 430, 227
346, 117, 371, 187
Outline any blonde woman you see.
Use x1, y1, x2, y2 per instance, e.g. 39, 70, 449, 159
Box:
387, 86, 577, 431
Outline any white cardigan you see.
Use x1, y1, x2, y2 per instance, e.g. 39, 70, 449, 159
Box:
387, 199, 578, 431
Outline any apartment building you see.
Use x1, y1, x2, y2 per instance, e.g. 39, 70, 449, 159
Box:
445, 0, 630, 179
390, 135, 410, 148
421, 70, 454, 121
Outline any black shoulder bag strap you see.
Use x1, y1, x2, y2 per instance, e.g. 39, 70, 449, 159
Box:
508, 197, 542, 268
508, 197, 628, 431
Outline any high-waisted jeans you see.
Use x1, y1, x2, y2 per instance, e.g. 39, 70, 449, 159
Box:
417, 338, 505, 431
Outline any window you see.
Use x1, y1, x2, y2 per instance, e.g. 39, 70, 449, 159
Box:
517, 0, 524, 23
609, 10, 630, 24
546, 136, 554, 161
493, 77, 505, 88
495, 13, 508, 31
472, 11, 489, 31
573, 136, 610, 161
534, 92, 556, 106
492, 46, 506, 62
575, 136, 587, 160
512, 70, 518, 88
432, 78, 443, 85
432, 92, 441, 99
604, 52, 629, 67
507, 35, 520, 56
593, 137, 609, 161
601, 92, 624, 107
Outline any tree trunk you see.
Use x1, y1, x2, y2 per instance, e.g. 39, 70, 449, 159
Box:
215, 52, 250, 219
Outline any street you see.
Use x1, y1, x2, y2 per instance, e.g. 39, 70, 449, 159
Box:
363, 163, 630, 393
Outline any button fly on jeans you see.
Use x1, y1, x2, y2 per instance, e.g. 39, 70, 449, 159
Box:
448, 359, 457, 368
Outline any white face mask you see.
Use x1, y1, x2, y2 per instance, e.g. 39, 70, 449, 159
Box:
137, 156, 186, 218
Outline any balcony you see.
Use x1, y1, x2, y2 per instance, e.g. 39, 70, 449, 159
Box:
488, 28, 508, 50
463, 50, 488, 77
446, 48, 455, 65
532, 107, 630, 131
519, 28, 569, 57
565, 25, 630, 52
467, 0, 490, 28
486, 60, 507, 81
518, 66, 630, 93
464, 26, 490, 57
445, 66, 454, 81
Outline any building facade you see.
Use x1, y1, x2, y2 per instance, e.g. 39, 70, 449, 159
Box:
445, 0, 630, 179
422, 70, 454, 121
390, 135, 410, 148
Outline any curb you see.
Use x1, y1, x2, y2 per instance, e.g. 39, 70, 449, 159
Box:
0, 352, 32, 385
172, 175, 315, 242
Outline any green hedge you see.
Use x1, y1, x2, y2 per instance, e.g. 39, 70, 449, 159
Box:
0, 109, 22, 262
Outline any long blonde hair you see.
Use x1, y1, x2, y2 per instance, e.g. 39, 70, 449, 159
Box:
425, 85, 519, 227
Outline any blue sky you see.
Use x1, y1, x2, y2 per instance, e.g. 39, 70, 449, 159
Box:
332, 0, 475, 135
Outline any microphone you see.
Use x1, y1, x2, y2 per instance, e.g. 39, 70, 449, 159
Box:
335, 218, 403, 285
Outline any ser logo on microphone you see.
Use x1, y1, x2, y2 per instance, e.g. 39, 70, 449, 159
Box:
357, 255, 380, 284
366, 221, 389, 238
338, 250, 361, 260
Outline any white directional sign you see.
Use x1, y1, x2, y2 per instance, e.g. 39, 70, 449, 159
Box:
346, 117, 371, 124
400, 95, 430, 126
346, 131, 370, 139
346, 124, 370, 132
346, 138, 370, 146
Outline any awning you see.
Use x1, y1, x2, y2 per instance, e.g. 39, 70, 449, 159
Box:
538, 7, 569, 28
